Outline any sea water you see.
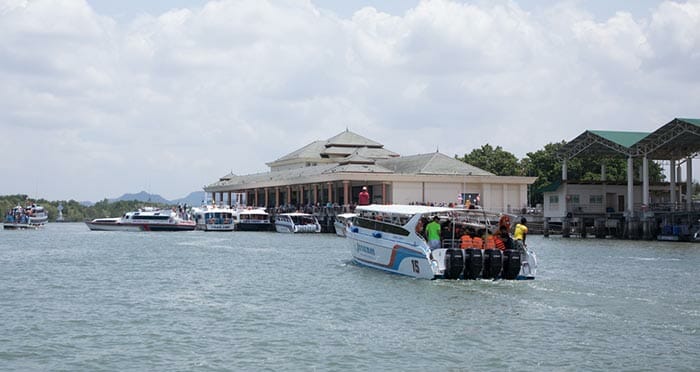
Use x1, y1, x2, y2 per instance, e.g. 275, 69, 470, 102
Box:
1, 223, 698, 371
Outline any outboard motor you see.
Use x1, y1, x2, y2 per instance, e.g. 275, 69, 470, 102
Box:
462, 248, 483, 280
502, 249, 522, 280
443, 248, 464, 279
482, 249, 503, 279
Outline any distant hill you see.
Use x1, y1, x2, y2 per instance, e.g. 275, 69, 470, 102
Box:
171, 191, 206, 207
109, 191, 170, 204
108, 190, 205, 206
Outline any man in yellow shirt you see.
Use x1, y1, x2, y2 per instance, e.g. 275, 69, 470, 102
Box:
513, 217, 528, 247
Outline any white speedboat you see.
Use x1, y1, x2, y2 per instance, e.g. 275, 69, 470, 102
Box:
333, 213, 356, 237
191, 205, 235, 231
234, 207, 272, 231
274, 212, 321, 233
345, 204, 537, 280
3, 204, 48, 230
85, 207, 196, 232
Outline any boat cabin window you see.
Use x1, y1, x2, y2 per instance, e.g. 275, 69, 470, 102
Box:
291, 215, 316, 225
354, 216, 410, 236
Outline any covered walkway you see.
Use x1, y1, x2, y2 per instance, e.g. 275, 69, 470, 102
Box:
554, 117, 700, 239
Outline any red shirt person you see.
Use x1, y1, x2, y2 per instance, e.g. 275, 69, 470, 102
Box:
358, 186, 370, 205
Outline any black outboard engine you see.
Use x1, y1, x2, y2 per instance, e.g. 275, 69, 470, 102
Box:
482, 249, 503, 279
443, 248, 464, 279
462, 248, 483, 280
502, 249, 522, 280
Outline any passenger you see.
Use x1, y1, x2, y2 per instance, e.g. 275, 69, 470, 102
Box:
494, 225, 512, 251
484, 234, 496, 250
425, 216, 442, 250
514, 217, 529, 247
460, 233, 473, 249
472, 235, 484, 249
499, 215, 511, 232
358, 186, 370, 206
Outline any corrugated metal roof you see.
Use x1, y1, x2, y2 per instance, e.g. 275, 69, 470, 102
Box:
377, 152, 494, 176
325, 130, 383, 147
323, 163, 394, 174
272, 140, 327, 162
588, 130, 649, 148
678, 118, 700, 126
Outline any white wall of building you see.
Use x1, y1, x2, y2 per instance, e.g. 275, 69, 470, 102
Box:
391, 182, 423, 204
543, 183, 671, 220
391, 181, 528, 213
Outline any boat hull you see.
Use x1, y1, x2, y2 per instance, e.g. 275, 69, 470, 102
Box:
196, 223, 234, 231
334, 222, 346, 237
274, 222, 321, 233
3, 223, 40, 230
237, 222, 272, 231
347, 230, 435, 279
85, 221, 196, 232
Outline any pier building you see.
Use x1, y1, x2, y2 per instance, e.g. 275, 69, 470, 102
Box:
204, 130, 535, 214
543, 118, 700, 240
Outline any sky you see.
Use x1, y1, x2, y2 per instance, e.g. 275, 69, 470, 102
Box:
1, 0, 698, 202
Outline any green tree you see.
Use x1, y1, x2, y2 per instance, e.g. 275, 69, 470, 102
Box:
457, 144, 522, 176
522, 141, 665, 204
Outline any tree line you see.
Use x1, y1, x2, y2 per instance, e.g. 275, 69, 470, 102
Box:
456, 141, 698, 205
1, 195, 170, 223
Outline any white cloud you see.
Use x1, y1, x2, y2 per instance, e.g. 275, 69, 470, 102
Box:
0, 0, 698, 200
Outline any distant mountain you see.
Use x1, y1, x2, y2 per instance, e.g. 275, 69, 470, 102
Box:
171, 191, 206, 207
107, 190, 205, 206
110, 191, 170, 204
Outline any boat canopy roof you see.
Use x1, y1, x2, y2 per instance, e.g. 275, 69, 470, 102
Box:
354, 204, 453, 216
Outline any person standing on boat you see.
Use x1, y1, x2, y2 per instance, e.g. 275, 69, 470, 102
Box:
425, 216, 442, 250
514, 217, 528, 247
358, 186, 370, 206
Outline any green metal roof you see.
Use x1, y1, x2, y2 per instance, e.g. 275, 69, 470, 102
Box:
588, 130, 650, 148
678, 118, 700, 126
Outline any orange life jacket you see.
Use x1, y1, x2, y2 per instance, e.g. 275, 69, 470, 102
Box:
472, 236, 484, 249
494, 236, 506, 251
485, 235, 496, 250
460, 235, 473, 249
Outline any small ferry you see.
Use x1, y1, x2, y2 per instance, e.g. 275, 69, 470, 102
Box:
234, 207, 272, 231
274, 212, 321, 233
345, 204, 537, 280
3, 204, 49, 230
333, 213, 356, 237
85, 207, 196, 232
191, 205, 235, 231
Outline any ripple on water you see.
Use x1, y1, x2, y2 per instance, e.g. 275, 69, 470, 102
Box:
1, 226, 699, 370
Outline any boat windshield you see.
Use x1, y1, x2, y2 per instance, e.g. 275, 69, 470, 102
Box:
291, 215, 316, 225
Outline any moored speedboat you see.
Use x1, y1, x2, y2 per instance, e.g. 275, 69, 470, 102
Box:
333, 213, 356, 237
234, 207, 272, 231
191, 205, 235, 231
3, 204, 48, 230
274, 212, 321, 233
85, 207, 196, 232
345, 204, 537, 280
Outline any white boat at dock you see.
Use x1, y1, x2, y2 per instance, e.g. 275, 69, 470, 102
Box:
191, 205, 235, 231
85, 207, 196, 232
274, 212, 321, 233
3, 204, 48, 230
234, 207, 272, 231
345, 204, 537, 280
333, 213, 356, 237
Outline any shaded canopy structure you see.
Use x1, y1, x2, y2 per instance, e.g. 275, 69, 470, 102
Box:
557, 118, 700, 213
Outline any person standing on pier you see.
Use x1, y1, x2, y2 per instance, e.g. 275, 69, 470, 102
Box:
358, 186, 370, 206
